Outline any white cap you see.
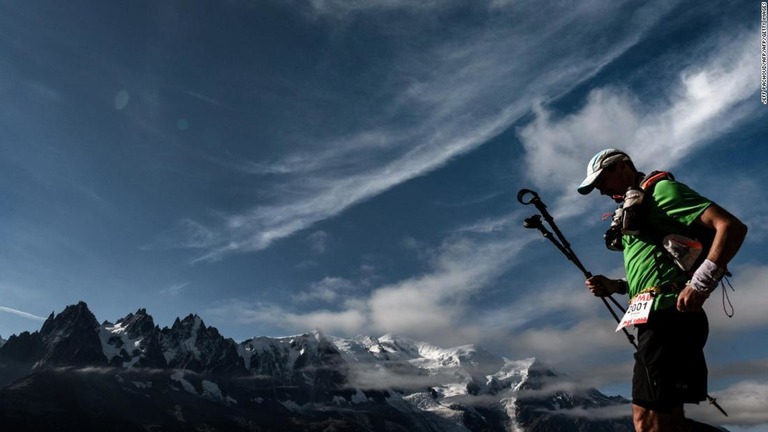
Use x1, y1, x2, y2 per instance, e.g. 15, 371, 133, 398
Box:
577, 149, 630, 195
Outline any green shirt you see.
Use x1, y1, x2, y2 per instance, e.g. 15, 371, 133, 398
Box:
623, 179, 712, 310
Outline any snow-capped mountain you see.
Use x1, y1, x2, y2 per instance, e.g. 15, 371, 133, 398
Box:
0, 302, 633, 431
99, 307, 167, 368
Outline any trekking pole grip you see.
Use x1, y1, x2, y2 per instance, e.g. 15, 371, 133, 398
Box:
517, 189, 540, 206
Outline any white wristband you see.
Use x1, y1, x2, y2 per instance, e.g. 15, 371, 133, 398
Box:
689, 258, 726, 296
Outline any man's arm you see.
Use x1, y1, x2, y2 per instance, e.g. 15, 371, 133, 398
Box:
697, 204, 748, 267
677, 203, 748, 312
585, 275, 626, 297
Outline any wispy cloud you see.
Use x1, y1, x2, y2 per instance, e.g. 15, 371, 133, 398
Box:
165, 1, 676, 261
452, 214, 517, 235
303, 0, 457, 17
307, 230, 330, 255
345, 362, 460, 391
518, 26, 759, 215
160, 282, 190, 297
293, 277, 357, 303
546, 404, 632, 421
0, 305, 46, 321
206, 299, 367, 335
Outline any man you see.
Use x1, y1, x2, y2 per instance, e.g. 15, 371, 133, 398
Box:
577, 149, 747, 432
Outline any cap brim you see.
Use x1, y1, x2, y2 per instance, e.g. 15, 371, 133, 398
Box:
577, 169, 602, 195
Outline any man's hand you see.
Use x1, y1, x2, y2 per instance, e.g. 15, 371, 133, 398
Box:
676, 285, 708, 312
586, 275, 620, 297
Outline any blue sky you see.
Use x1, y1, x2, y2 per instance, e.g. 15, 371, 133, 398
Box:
1, 0, 767, 428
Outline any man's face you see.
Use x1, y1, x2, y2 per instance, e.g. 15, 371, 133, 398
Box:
593, 164, 625, 202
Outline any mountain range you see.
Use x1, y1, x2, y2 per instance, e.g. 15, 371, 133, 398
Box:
0, 301, 633, 431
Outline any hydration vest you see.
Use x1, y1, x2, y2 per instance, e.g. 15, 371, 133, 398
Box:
604, 171, 715, 274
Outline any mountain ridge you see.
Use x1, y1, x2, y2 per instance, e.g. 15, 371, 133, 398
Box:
0, 301, 634, 431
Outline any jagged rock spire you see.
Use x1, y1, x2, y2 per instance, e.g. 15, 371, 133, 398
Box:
37, 301, 106, 368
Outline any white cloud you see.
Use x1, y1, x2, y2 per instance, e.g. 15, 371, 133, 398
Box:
190, 112, 518, 261
518, 26, 759, 212
519, 91, 641, 193
510, 318, 628, 362
150, 219, 219, 252
307, 230, 329, 254
170, 1, 675, 261
546, 404, 632, 421
206, 299, 366, 335
453, 214, 517, 234
345, 362, 459, 391
476, 273, 607, 332
206, 232, 528, 343
367, 235, 529, 340
286, 308, 367, 334
294, 277, 357, 303
0, 305, 46, 321
160, 282, 190, 296
304, 0, 443, 17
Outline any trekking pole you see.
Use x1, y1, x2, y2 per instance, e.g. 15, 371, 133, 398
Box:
518, 189, 728, 417
517, 189, 636, 348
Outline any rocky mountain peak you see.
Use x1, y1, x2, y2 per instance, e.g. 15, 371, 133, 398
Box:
174, 313, 204, 329
35, 301, 106, 368
39, 301, 98, 340
99, 308, 166, 369
115, 308, 158, 340
160, 313, 243, 374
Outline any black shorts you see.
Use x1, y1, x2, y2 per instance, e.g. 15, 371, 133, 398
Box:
632, 307, 709, 412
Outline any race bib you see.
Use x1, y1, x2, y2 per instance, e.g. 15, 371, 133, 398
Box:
616, 292, 653, 331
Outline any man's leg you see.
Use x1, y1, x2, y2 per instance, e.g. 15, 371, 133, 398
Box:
633, 309, 711, 431
633, 404, 690, 432
633, 403, 659, 432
